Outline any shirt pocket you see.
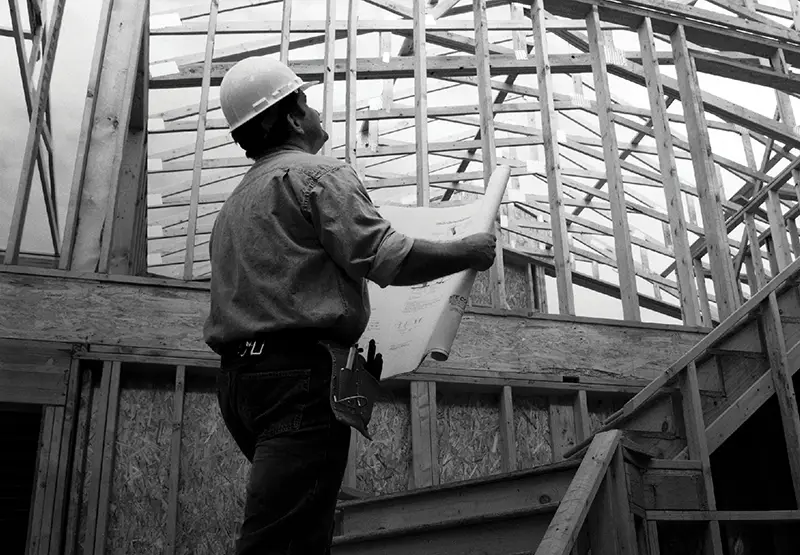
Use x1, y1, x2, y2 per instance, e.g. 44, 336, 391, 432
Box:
236, 368, 312, 439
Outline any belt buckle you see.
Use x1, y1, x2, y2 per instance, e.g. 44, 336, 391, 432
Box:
249, 340, 264, 356
239, 339, 265, 357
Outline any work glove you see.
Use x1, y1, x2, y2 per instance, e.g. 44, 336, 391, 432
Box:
358, 339, 383, 381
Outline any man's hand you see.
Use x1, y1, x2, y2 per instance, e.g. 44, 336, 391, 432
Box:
462, 232, 497, 271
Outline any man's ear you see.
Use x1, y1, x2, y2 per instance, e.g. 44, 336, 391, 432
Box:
285, 110, 305, 135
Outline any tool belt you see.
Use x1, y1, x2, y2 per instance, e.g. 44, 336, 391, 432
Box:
318, 340, 383, 441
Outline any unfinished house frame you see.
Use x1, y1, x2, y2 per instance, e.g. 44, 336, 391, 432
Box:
3, 0, 800, 553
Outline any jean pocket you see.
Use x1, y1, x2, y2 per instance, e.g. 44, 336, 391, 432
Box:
237, 368, 312, 439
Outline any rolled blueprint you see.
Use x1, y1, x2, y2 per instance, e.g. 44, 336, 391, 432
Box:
361, 165, 512, 379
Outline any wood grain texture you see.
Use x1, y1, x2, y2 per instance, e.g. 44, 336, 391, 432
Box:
1, 270, 706, 379
535, 430, 621, 555
0, 339, 69, 405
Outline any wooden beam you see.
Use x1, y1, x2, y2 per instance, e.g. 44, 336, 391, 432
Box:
165, 366, 186, 555
413, 0, 429, 207
66, 0, 148, 272
411, 381, 438, 488
550, 396, 578, 461
500, 385, 517, 472
759, 293, 800, 504
183, 0, 219, 280
279, 0, 292, 63
611, 446, 638, 555
0, 267, 709, 378
4, 0, 66, 265
586, 7, 640, 321
48, 358, 82, 555
671, 25, 739, 320
532, 0, 574, 315
108, 19, 148, 275
473, 0, 506, 309
581, 255, 800, 448
646, 510, 800, 522
535, 430, 622, 555
678, 362, 724, 554
7, 0, 60, 255
345, 0, 358, 168
542, 0, 800, 66
638, 17, 699, 326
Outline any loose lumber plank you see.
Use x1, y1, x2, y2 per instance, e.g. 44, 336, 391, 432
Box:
534, 430, 622, 555
531, 0, 574, 315
586, 7, 639, 321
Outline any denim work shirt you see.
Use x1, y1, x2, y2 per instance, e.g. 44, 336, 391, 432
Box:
203, 147, 414, 353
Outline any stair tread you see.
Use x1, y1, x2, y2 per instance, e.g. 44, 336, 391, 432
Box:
333, 502, 559, 545
337, 459, 579, 509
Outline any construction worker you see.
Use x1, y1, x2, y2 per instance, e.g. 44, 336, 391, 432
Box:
203, 55, 497, 555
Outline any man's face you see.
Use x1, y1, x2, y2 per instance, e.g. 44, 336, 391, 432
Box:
297, 92, 329, 154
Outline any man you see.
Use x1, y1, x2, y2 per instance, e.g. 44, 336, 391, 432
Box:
203, 56, 497, 555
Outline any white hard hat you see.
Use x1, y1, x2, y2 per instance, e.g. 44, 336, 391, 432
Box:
220, 56, 311, 131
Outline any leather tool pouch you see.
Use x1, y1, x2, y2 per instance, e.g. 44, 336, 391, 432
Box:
319, 342, 382, 440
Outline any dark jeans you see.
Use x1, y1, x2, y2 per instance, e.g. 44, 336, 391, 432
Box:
216, 342, 352, 555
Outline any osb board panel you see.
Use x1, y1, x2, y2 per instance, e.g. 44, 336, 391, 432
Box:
469, 270, 492, 307
0, 340, 69, 404
178, 390, 248, 555
469, 264, 528, 310
437, 391, 502, 484
504, 263, 530, 311
446, 313, 706, 380
513, 395, 552, 469
107, 386, 172, 553
356, 390, 412, 495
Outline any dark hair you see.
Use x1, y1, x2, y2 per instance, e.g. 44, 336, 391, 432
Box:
231, 91, 303, 160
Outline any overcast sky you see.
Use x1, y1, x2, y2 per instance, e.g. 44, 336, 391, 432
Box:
2, 0, 795, 323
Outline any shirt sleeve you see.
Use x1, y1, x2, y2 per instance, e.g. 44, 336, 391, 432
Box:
306, 164, 414, 288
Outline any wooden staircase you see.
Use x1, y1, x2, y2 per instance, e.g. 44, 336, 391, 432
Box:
333, 258, 800, 554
